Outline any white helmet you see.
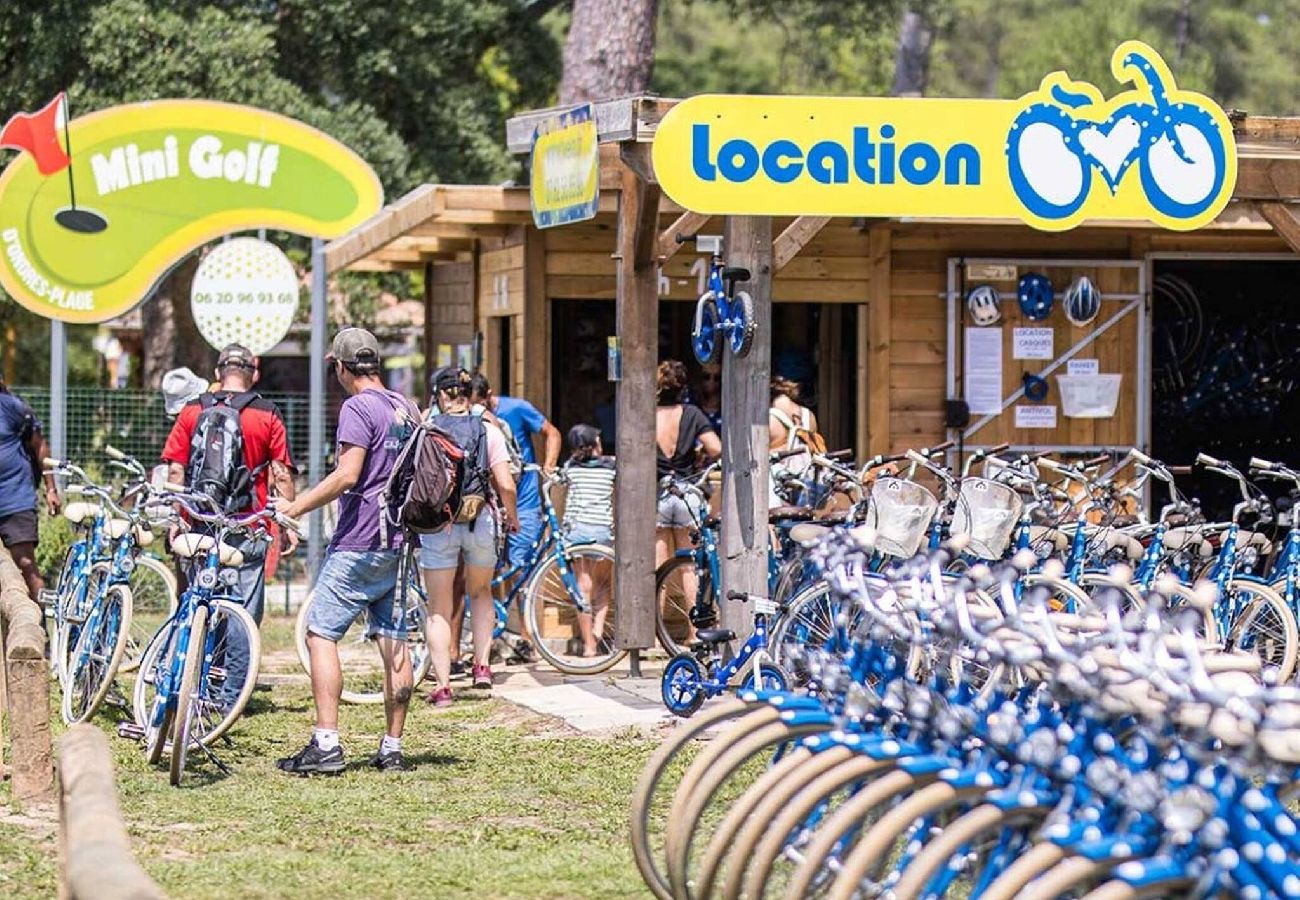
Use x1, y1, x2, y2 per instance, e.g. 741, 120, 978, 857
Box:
1064, 276, 1101, 326
966, 285, 1001, 326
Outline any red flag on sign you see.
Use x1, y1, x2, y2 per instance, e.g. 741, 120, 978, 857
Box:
0, 93, 70, 175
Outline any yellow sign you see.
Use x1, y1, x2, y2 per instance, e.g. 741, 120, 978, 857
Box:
653, 42, 1236, 232
0, 99, 382, 323
530, 104, 599, 228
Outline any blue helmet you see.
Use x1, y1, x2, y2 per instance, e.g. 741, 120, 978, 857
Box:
1022, 372, 1049, 402
1064, 275, 1101, 326
1018, 272, 1054, 321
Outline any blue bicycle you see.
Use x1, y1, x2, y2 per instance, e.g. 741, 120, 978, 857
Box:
689, 236, 755, 365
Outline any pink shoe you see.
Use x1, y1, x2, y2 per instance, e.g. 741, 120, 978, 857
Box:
472, 665, 493, 690
427, 686, 453, 707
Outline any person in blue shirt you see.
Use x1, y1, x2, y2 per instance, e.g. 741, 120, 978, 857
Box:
469, 374, 561, 571
0, 381, 61, 601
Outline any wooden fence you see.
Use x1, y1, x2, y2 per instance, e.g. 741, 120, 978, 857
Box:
0, 545, 53, 805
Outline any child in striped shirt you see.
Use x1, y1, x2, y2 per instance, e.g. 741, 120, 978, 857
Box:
562, 424, 614, 657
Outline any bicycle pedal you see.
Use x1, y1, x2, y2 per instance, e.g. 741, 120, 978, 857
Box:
116, 722, 145, 741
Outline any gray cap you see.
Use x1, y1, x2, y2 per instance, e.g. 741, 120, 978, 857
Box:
217, 343, 257, 371
328, 327, 381, 366
161, 367, 210, 416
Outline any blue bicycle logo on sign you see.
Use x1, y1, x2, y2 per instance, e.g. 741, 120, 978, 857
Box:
1006, 40, 1236, 230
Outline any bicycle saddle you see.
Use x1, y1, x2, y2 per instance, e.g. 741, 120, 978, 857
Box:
1161, 527, 1213, 558
701, 515, 722, 529
170, 533, 246, 567
695, 628, 737, 645
789, 523, 830, 546
721, 266, 750, 284
63, 502, 101, 525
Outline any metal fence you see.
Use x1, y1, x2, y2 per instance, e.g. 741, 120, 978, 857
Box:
14, 387, 329, 471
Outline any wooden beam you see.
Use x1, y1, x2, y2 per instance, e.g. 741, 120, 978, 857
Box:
773, 216, 832, 273
656, 211, 711, 262
613, 166, 662, 656
619, 142, 656, 185
1258, 202, 1300, 254
323, 184, 443, 273
1235, 151, 1300, 200
505, 96, 679, 153
867, 227, 892, 455
422, 262, 435, 400
408, 222, 511, 239
522, 228, 549, 413
719, 215, 773, 644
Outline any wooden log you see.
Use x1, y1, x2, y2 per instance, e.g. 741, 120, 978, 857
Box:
613, 165, 662, 654
719, 216, 773, 645
59, 725, 167, 900
867, 228, 893, 456
0, 546, 52, 805
1258, 202, 1300, 254
656, 211, 711, 263
773, 216, 832, 273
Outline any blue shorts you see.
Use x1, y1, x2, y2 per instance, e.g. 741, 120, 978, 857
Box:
419, 515, 498, 570
506, 508, 544, 570
657, 491, 704, 529
307, 550, 407, 642
564, 522, 613, 546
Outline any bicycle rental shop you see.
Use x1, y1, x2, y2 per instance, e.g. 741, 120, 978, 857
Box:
321, 92, 1300, 523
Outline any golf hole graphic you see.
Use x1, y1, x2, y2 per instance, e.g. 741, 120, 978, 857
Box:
190, 238, 300, 355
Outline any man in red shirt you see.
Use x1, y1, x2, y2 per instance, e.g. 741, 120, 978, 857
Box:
161, 344, 296, 709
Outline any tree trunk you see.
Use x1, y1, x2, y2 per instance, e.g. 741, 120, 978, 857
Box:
559, 0, 660, 104
140, 254, 207, 389
891, 8, 934, 98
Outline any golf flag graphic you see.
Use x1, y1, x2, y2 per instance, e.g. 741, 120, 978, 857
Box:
0, 93, 70, 176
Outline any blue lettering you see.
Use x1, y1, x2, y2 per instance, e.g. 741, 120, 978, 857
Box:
852, 127, 875, 183
691, 124, 716, 182
718, 138, 760, 181
944, 143, 981, 185
761, 140, 803, 183
879, 124, 896, 184
807, 141, 848, 184
900, 144, 941, 185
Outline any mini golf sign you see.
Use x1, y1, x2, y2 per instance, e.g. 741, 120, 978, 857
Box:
530, 103, 599, 228
653, 41, 1237, 232
0, 97, 382, 323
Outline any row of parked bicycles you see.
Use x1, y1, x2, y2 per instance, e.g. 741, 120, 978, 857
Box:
636, 442, 1300, 899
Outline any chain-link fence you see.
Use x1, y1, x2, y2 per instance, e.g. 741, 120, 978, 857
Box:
13, 386, 329, 471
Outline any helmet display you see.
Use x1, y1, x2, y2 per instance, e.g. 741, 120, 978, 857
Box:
966, 285, 1001, 326
1018, 272, 1055, 321
1063, 275, 1101, 327
1023, 372, 1049, 402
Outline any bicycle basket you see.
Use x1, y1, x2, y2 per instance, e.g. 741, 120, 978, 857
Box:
865, 477, 939, 558
950, 478, 1023, 560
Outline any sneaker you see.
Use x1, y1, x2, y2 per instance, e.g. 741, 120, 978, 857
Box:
427, 686, 454, 707
276, 738, 345, 776
450, 659, 468, 678
370, 748, 411, 772
472, 664, 493, 690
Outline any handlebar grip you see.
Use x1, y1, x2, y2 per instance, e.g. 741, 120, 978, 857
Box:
771, 447, 805, 461
1168, 465, 1193, 476
1082, 454, 1111, 468
105, 445, 126, 461
826, 449, 854, 461
924, 440, 955, 455
905, 449, 929, 465
1129, 448, 1152, 465
1249, 457, 1276, 471
1028, 451, 1054, 461
1037, 457, 1066, 473
986, 442, 1011, 455
726, 590, 749, 603
278, 514, 303, 534
1195, 452, 1222, 468
165, 482, 188, 493
675, 232, 694, 244
43, 457, 60, 468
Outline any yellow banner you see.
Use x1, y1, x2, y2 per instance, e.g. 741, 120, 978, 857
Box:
530, 104, 599, 228
652, 42, 1236, 232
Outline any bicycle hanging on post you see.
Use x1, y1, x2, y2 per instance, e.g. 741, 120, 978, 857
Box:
687, 234, 756, 365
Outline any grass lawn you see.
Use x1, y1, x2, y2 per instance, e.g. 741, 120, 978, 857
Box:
1, 612, 666, 899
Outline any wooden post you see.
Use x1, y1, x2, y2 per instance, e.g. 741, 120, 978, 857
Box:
0, 547, 52, 806
719, 216, 773, 642
613, 160, 662, 668
422, 261, 435, 400
867, 227, 892, 455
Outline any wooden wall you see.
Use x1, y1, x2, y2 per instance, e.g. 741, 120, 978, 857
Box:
428, 262, 475, 344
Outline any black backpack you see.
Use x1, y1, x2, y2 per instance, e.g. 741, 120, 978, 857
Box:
186, 392, 257, 513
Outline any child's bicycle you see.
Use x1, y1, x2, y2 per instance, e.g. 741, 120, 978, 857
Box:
660, 589, 791, 717
688, 234, 756, 365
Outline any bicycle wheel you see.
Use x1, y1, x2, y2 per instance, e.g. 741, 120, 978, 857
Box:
769, 583, 858, 680
61, 583, 132, 725
120, 556, 177, 674
140, 621, 180, 765
729, 290, 756, 358
57, 562, 111, 688
521, 542, 625, 674
889, 803, 1044, 900
1224, 579, 1298, 680
294, 587, 431, 705
655, 555, 712, 658
170, 604, 208, 785
693, 294, 723, 365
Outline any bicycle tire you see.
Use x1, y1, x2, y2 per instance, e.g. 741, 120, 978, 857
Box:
827, 782, 987, 900
730, 291, 756, 358
61, 583, 133, 725
145, 700, 174, 766
1081, 876, 1198, 900
778, 767, 919, 900
57, 562, 111, 690
630, 698, 756, 900
693, 293, 723, 366
665, 718, 829, 896
48, 548, 82, 682
979, 840, 1068, 900
1018, 855, 1119, 898
1224, 579, 1299, 680
120, 556, 178, 674
170, 603, 208, 785
294, 588, 432, 705
655, 555, 713, 658
521, 542, 625, 675
889, 802, 1047, 900
734, 754, 897, 900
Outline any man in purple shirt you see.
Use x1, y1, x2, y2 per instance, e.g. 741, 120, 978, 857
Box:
273, 328, 419, 775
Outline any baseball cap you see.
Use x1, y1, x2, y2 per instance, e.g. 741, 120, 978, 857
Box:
328, 327, 381, 366
216, 344, 257, 371
430, 365, 468, 393
161, 367, 209, 415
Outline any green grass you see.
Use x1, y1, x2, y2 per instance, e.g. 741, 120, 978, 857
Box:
4, 613, 663, 899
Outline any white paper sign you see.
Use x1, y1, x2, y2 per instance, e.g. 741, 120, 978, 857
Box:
1067, 358, 1100, 376
1012, 328, 1054, 360
964, 327, 1003, 415
1015, 405, 1058, 429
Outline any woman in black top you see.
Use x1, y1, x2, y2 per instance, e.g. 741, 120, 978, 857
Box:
654, 361, 721, 621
